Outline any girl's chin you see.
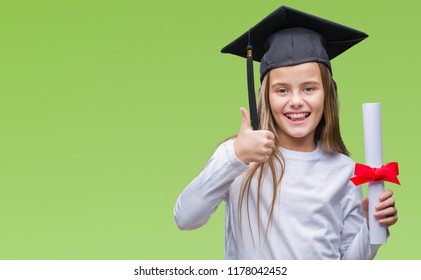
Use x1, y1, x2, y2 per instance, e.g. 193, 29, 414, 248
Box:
279, 127, 316, 140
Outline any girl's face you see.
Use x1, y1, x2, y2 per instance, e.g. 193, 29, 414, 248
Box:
268, 62, 324, 151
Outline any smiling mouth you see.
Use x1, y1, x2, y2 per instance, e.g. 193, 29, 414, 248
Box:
284, 112, 311, 121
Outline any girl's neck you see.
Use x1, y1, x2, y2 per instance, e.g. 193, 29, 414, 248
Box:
278, 134, 317, 152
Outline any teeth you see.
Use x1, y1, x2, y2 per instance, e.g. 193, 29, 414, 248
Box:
286, 113, 308, 119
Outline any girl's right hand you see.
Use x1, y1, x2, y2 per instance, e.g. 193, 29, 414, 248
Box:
233, 107, 275, 165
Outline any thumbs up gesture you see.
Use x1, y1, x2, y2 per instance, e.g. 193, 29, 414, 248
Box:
233, 108, 275, 165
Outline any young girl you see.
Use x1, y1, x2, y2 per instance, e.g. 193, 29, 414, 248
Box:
174, 6, 398, 259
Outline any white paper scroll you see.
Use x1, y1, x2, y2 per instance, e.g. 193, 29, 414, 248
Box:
362, 103, 387, 244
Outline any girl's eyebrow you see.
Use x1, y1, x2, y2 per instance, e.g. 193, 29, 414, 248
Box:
301, 80, 321, 86
271, 82, 290, 89
270, 80, 322, 89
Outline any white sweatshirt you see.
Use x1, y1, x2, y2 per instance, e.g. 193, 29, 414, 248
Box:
174, 139, 381, 259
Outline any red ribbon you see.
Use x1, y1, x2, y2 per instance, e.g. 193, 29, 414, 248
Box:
350, 162, 400, 186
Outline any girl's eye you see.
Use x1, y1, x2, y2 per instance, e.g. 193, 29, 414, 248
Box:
304, 87, 314, 93
276, 88, 288, 95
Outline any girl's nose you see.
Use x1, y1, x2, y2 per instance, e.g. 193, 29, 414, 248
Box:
289, 94, 304, 107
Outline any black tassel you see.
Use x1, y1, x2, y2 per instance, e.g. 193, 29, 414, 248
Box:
246, 31, 259, 130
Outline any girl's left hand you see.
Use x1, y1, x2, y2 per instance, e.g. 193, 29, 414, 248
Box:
362, 189, 398, 227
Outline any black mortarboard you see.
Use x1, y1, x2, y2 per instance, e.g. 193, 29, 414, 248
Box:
221, 6, 368, 130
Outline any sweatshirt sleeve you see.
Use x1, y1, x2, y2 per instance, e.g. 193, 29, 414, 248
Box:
174, 139, 248, 230
340, 183, 382, 259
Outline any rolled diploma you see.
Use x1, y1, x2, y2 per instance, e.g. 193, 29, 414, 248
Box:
362, 103, 387, 244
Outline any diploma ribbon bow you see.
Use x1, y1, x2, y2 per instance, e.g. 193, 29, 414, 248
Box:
350, 162, 400, 186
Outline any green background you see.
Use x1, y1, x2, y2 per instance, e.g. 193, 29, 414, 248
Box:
0, 0, 419, 259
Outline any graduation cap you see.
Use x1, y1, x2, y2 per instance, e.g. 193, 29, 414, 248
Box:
221, 6, 368, 130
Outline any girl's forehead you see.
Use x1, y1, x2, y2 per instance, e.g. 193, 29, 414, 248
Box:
269, 62, 322, 82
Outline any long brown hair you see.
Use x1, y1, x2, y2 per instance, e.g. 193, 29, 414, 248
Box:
238, 62, 349, 245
